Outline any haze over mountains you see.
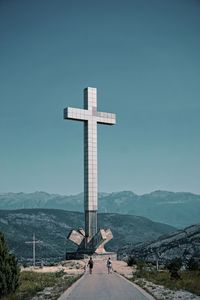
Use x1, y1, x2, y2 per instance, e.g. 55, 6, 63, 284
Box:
0, 209, 175, 262
1, 190, 200, 228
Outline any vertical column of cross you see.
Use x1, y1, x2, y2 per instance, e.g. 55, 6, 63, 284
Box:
84, 87, 97, 241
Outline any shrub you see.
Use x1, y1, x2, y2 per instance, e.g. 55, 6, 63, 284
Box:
166, 258, 182, 280
0, 232, 20, 297
136, 260, 146, 271
127, 256, 137, 266
186, 257, 199, 271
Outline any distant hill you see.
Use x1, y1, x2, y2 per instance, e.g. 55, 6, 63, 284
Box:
0, 209, 175, 263
0, 190, 200, 227
119, 224, 200, 265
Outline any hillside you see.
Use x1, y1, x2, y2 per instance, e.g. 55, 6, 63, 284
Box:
0, 209, 175, 263
119, 224, 200, 265
0, 190, 200, 227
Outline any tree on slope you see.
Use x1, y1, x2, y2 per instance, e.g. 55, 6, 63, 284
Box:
0, 231, 20, 297
166, 258, 182, 280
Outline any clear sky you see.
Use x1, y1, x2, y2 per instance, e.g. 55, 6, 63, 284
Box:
0, 0, 200, 195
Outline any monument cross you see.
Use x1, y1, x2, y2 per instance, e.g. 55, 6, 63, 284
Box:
64, 87, 116, 242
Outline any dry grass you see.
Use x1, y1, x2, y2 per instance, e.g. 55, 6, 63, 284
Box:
133, 269, 200, 296
1, 271, 79, 300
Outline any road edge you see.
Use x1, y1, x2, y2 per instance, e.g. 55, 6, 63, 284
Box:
58, 272, 86, 300
114, 272, 155, 300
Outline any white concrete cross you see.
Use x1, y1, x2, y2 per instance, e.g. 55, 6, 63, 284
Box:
64, 87, 116, 240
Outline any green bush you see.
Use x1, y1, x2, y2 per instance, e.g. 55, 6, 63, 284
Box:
136, 260, 146, 271
186, 257, 199, 271
127, 256, 137, 266
0, 232, 20, 297
166, 258, 182, 280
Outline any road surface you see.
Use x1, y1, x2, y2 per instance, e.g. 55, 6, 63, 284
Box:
59, 260, 154, 300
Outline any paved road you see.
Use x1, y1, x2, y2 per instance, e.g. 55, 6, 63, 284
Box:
59, 261, 154, 300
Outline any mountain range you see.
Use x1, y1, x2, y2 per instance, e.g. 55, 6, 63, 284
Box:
119, 224, 200, 265
0, 208, 175, 263
0, 190, 200, 227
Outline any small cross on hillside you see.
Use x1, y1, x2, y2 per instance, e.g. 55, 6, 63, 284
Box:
25, 233, 43, 267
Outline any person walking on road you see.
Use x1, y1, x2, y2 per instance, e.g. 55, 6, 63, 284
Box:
107, 257, 112, 274
88, 257, 94, 274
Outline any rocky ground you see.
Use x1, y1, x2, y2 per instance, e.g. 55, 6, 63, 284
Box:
112, 260, 134, 278
22, 260, 86, 276
135, 278, 200, 300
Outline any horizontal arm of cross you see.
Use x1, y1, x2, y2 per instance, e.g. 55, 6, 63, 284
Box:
96, 111, 116, 125
64, 107, 90, 121
25, 241, 43, 244
64, 107, 116, 125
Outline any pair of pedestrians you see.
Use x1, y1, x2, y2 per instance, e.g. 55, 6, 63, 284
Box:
87, 257, 112, 274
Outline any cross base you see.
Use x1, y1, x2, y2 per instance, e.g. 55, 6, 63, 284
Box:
65, 251, 117, 261
67, 228, 113, 255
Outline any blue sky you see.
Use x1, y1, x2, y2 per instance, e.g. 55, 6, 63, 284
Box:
0, 0, 200, 195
